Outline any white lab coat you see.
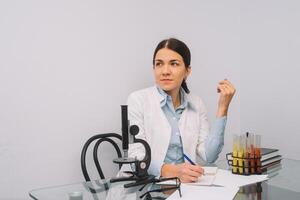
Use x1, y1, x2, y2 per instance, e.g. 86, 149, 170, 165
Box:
126, 86, 210, 176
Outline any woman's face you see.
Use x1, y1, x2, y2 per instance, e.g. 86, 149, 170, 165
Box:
153, 48, 191, 95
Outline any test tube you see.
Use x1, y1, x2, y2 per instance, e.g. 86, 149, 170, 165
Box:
249, 133, 255, 174
238, 135, 244, 174
232, 135, 238, 173
244, 133, 250, 175
255, 134, 262, 174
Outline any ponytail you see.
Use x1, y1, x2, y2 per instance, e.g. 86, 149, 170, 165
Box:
181, 79, 190, 94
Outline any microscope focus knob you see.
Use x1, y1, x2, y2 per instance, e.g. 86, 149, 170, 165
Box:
129, 125, 139, 136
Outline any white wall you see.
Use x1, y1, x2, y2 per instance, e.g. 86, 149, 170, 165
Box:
240, 0, 300, 159
3, 0, 299, 199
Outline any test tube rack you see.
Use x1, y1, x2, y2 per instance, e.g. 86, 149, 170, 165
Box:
226, 152, 262, 175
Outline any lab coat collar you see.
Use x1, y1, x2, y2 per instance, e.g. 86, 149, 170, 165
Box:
154, 85, 197, 111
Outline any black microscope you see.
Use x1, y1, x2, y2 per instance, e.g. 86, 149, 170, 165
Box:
110, 105, 155, 188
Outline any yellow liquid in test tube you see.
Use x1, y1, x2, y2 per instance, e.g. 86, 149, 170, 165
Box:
232, 135, 238, 173
238, 136, 244, 174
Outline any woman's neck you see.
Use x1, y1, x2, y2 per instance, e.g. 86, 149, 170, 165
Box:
166, 89, 181, 109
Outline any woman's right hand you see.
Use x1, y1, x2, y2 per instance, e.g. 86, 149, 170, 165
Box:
161, 163, 204, 183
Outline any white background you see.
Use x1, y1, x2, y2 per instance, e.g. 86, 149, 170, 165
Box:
0, 0, 299, 199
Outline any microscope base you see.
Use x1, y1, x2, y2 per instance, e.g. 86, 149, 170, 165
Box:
110, 173, 155, 188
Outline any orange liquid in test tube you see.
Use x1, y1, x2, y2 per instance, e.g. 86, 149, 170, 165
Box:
250, 134, 255, 174
255, 135, 262, 174
244, 133, 250, 175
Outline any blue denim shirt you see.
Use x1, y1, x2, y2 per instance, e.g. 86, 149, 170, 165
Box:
157, 86, 226, 164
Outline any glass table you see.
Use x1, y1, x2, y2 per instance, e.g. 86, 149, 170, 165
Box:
215, 158, 300, 200
29, 178, 173, 200
29, 158, 300, 200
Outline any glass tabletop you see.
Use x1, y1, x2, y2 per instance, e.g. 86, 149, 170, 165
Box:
29, 178, 175, 200
30, 179, 148, 200
215, 158, 300, 200
30, 158, 300, 200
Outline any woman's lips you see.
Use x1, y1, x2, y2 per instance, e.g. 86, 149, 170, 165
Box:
160, 79, 173, 83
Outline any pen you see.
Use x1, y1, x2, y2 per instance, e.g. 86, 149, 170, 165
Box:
184, 154, 211, 175
183, 154, 195, 165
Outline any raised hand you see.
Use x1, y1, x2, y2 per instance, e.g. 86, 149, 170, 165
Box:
217, 79, 236, 117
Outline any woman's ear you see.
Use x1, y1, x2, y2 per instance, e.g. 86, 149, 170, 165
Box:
186, 66, 192, 76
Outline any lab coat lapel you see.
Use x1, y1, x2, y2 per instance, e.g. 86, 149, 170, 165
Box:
151, 87, 172, 162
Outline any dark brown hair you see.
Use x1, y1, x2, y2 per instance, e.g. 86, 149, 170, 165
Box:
152, 38, 191, 93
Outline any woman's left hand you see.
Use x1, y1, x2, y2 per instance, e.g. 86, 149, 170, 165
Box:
216, 79, 236, 117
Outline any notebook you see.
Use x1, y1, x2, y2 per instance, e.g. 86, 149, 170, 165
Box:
261, 155, 282, 166
186, 167, 218, 186
260, 148, 279, 161
157, 167, 218, 186
167, 184, 239, 200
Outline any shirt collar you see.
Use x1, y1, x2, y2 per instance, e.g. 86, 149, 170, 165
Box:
156, 86, 188, 109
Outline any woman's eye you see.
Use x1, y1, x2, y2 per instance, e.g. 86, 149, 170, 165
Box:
155, 62, 162, 67
171, 62, 179, 66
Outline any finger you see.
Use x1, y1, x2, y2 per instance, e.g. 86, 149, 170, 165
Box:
226, 81, 234, 88
217, 85, 221, 93
218, 85, 227, 94
181, 174, 198, 183
223, 86, 232, 95
182, 166, 202, 177
219, 79, 229, 84
222, 85, 231, 93
219, 80, 231, 87
181, 166, 202, 178
189, 175, 199, 182
220, 84, 235, 94
184, 173, 200, 182
217, 84, 227, 93
179, 175, 189, 183
219, 79, 234, 87
220, 85, 235, 96
187, 169, 202, 178
218, 80, 234, 94
223, 83, 235, 92
218, 80, 226, 85
188, 165, 204, 175
222, 80, 235, 90
223, 84, 235, 94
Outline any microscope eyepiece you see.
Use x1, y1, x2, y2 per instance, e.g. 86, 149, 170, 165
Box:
129, 125, 139, 136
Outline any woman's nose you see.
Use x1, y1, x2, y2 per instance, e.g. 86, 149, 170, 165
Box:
162, 65, 171, 75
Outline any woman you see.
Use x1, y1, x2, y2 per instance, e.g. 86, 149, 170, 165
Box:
127, 38, 235, 183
